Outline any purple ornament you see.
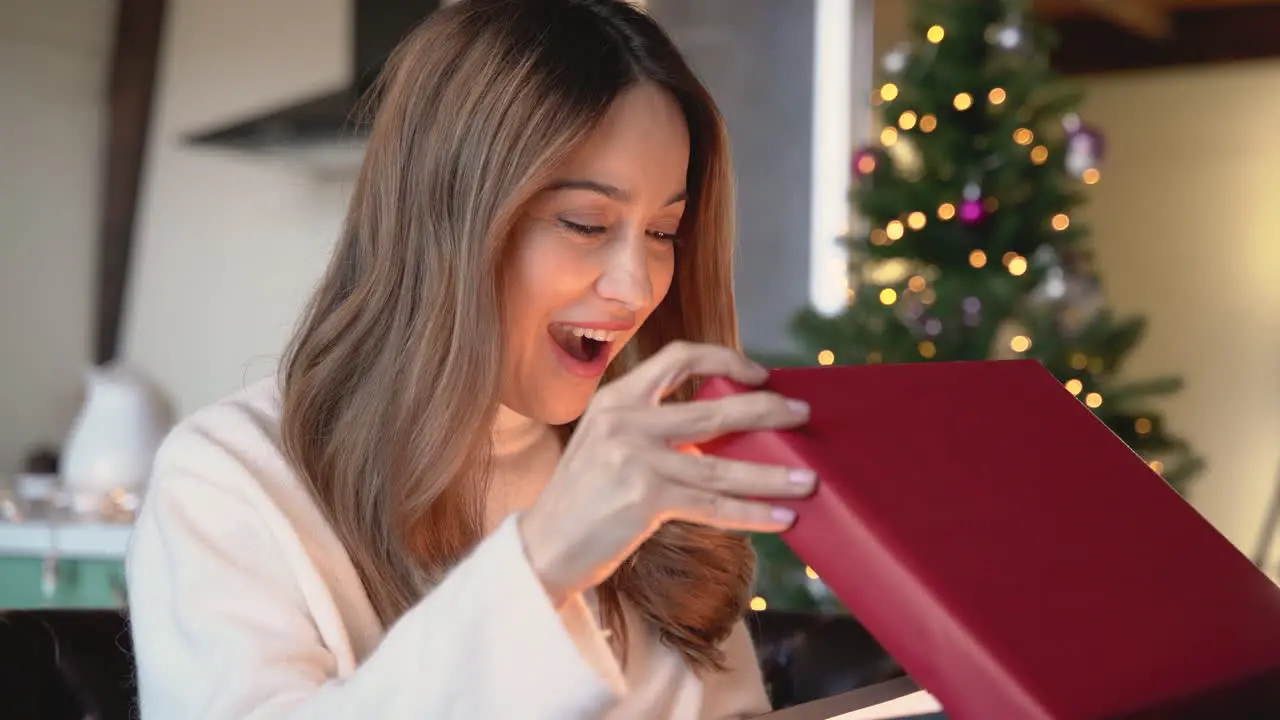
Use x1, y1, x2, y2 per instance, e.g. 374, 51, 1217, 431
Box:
924, 318, 943, 336
1065, 125, 1106, 178
959, 199, 984, 224
852, 146, 879, 177
963, 296, 982, 314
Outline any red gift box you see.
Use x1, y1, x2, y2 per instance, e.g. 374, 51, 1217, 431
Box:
695, 359, 1280, 719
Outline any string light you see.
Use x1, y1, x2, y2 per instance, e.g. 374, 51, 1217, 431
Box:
1149, 460, 1164, 475
907, 211, 927, 230
1071, 352, 1088, 370
856, 153, 877, 174
867, 351, 883, 364
1010, 335, 1031, 352
1085, 392, 1103, 408
1082, 168, 1102, 184
817, 350, 835, 366
908, 274, 927, 292
804, 566, 820, 580
750, 596, 768, 611
1013, 128, 1034, 145
988, 87, 1007, 105
879, 288, 898, 305
953, 92, 973, 111
927, 25, 945, 43
937, 202, 956, 220
969, 249, 987, 268
1135, 417, 1153, 435
886, 220, 905, 240
920, 288, 936, 304
870, 228, 889, 245
1064, 378, 1083, 396
880, 82, 899, 101
1002, 251, 1018, 266
919, 114, 937, 132
918, 341, 937, 358
1051, 213, 1070, 231
1008, 256, 1028, 276
1030, 145, 1049, 164
899, 111, 918, 130
881, 126, 899, 146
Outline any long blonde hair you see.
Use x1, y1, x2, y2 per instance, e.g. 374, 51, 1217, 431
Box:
280, 0, 753, 671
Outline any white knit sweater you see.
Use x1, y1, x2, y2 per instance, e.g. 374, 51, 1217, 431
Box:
125, 378, 772, 719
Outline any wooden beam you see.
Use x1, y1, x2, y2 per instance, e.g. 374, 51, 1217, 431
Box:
1079, 0, 1172, 39
95, 0, 166, 365
1051, 4, 1280, 74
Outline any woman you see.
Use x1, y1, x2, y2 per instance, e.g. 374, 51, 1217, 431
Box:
126, 0, 816, 717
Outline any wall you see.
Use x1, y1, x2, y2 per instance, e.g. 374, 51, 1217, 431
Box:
647, 0, 817, 355
1078, 60, 1280, 553
123, 0, 351, 415
0, 0, 116, 474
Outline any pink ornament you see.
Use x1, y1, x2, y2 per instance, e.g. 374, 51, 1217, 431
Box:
852, 147, 879, 177
959, 199, 984, 224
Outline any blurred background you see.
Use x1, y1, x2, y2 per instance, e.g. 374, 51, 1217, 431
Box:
1, 0, 1278, 611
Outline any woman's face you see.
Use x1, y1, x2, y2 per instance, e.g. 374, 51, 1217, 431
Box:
501, 81, 690, 425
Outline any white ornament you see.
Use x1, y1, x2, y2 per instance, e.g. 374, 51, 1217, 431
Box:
882, 44, 909, 75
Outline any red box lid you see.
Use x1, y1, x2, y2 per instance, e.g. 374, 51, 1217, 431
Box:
696, 359, 1280, 719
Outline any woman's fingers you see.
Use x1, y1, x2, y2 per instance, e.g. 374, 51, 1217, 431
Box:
597, 340, 769, 406
649, 447, 817, 500
659, 485, 798, 533
635, 391, 810, 444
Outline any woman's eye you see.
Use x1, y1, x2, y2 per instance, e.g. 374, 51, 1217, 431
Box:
648, 230, 680, 244
559, 219, 607, 236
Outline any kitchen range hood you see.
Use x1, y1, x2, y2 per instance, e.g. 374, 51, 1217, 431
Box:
184, 0, 443, 170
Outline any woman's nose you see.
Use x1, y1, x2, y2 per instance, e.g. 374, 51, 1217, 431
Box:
594, 229, 655, 311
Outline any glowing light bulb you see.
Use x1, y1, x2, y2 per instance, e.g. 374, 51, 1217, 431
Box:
879, 288, 898, 305
1082, 168, 1101, 185
968, 249, 987, 268
1135, 417, 1153, 434
881, 126, 899, 146
1010, 335, 1031, 353
1064, 379, 1083, 396
899, 111, 918, 130
937, 202, 956, 220
919, 114, 937, 132
886, 220, 905, 240
817, 350, 835, 366
1030, 145, 1049, 164
1085, 392, 1103, 408
1149, 460, 1164, 475
1051, 213, 1070, 231
1013, 128, 1034, 145
750, 596, 768, 611
907, 211, 927, 230
870, 228, 888, 245
856, 153, 877, 174
1071, 353, 1088, 369
1008, 256, 1028, 276
927, 25, 945, 43
880, 82, 899, 101
907, 274, 927, 292
867, 351, 882, 364
804, 566, 819, 580
918, 341, 937, 358
953, 92, 973, 111
988, 87, 1007, 105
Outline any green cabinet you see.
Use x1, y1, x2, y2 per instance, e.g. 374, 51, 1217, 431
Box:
0, 556, 126, 609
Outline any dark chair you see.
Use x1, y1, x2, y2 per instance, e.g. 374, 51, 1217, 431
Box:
0, 607, 900, 719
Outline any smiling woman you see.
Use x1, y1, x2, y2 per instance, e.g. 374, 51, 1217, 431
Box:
124, 1, 817, 718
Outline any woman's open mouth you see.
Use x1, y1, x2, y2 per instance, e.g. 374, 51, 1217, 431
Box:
548, 323, 619, 378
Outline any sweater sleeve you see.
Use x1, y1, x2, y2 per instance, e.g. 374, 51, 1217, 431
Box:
126, 453, 626, 719
699, 619, 774, 719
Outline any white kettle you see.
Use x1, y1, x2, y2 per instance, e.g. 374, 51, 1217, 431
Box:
61, 362, 174, 517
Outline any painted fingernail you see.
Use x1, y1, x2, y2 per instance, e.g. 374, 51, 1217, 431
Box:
787, 399, 810, 414
789, 468, 816, 486
772, 506, 797, 525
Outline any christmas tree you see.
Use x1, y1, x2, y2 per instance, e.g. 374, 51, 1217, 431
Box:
749, 0, 1203, 614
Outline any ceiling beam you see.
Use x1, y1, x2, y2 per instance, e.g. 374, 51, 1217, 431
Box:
1078, 0, 1172, 38
1051, 3, 1280, 74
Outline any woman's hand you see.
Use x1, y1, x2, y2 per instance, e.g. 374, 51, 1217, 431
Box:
518, 340, 815, 608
